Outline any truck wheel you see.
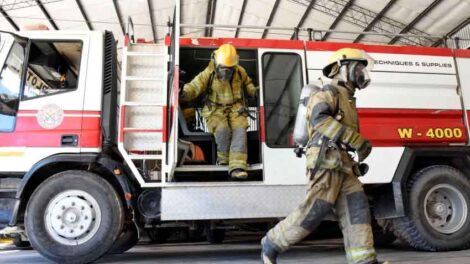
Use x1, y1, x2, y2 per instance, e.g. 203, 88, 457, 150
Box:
109, 224, 139, 254
25, 170, 124, 264
389, 165, 470, 251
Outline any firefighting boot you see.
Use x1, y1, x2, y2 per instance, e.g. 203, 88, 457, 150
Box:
230, 169, 248, 180
217, 160, 228, 166
261, 236, 278, 264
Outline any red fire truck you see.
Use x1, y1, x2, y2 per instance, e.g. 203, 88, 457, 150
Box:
1, 18, 470, 263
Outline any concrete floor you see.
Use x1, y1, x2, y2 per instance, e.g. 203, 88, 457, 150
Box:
2, 236, 470, 264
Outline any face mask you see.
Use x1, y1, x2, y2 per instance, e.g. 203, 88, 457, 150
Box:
216, 65, 234, 81
348, 62, 371, 89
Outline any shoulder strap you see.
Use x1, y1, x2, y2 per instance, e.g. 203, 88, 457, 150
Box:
203, 71, 216, 106
206, 71, 215, 97
236, 69, 247, 105
322, 84, 340, 117
207, 71, 215, 94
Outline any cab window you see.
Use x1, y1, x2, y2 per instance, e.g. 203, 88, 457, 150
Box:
262, 53, 303, 148
0, 42, 26, 132
23, 41, 82, 99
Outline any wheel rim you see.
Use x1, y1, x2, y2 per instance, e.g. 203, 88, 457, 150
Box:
44, 190, 102, 245
424, 183, 468, 234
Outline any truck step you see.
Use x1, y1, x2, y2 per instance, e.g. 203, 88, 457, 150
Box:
125, 76, 164, 82
175, 163, 263, 172
122, 101, 164, 107
123, 128, 162, 132
129, 154, 162, 160
127, 51, 165, 57
127, 44, 166, 53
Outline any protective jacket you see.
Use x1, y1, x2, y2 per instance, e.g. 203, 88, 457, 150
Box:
305, 79, 365, 174
182, 61, 256, 173
182, 61, 257, 116
264, 79, 377, 264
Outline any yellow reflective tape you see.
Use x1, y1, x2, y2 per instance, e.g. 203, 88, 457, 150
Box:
0, 238, 12, 244
347, 247, 376, 262
0, 151, 25, 157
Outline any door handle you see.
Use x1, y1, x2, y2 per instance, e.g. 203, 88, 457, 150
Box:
61, 135, 78, 146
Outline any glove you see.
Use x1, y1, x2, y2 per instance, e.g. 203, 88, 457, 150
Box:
340, 127, 364, 150
356, 140, 372, 162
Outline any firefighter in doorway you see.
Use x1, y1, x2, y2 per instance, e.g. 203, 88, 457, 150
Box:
261, 48, 388, 264
181, 44, 257, 180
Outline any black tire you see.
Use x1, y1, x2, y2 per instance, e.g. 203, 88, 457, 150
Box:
146, 228, 170, 244
205, 226, 225, 244
109, 224, 139, 254
388, 165, 470, 251
12, 235, 31, 249
25, 170, 125, 264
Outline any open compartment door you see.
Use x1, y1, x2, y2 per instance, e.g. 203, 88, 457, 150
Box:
258, 48, 307, 185
164, 7, 180, 182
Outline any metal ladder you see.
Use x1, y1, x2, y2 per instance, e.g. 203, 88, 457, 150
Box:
118, 43, 168, 184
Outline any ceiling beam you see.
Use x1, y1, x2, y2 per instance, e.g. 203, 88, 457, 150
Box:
204, 0, 217, 37
35, 0, 58, 30
147, 0, 157, 42
112, 0, 125, 35
204, 0, 212, 36
290, 0, 316, 40
208, 0, 217, 37
234, 0, 248, 38
432, 17, 470, 47
261, 0, 281, 39
75, 0, 93, 30
0, 6, 19, 31
181, 0, 184, 35
353, 0, 396, 43
321, 0, 354, 41
388, 0, 442, 44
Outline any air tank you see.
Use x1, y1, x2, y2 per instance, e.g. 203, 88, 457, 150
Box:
293, 84, 320, 146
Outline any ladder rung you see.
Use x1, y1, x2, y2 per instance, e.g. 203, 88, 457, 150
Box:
122, 101, 164, 107
123, 128, 162, 132
129, 154, 162, 160
126, 76, 164, 81
127, 51, 166, 57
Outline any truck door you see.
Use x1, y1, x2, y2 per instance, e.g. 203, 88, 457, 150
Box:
0, 34, 89, 173
165, 23, 180, 182
0, 33, 28, 159
259, 49, 307, 185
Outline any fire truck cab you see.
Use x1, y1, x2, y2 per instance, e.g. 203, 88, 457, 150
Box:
2, 22, 470, 263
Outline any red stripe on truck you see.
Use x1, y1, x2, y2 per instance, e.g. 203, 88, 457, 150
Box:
162, 105, 168, 143
0, 110, 101, 148
454, 49, 470, 58
119, 106, 126, 143
179, 38, 304, 50
259, 106, 265, 143
359, 108, 467, 146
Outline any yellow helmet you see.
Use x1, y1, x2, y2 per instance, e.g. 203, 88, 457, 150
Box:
214, 44, 239, 67
322, 48, 373, 78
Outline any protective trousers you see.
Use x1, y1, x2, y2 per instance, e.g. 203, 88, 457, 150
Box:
206, 107, 249, 172
265, 168, 377, 264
